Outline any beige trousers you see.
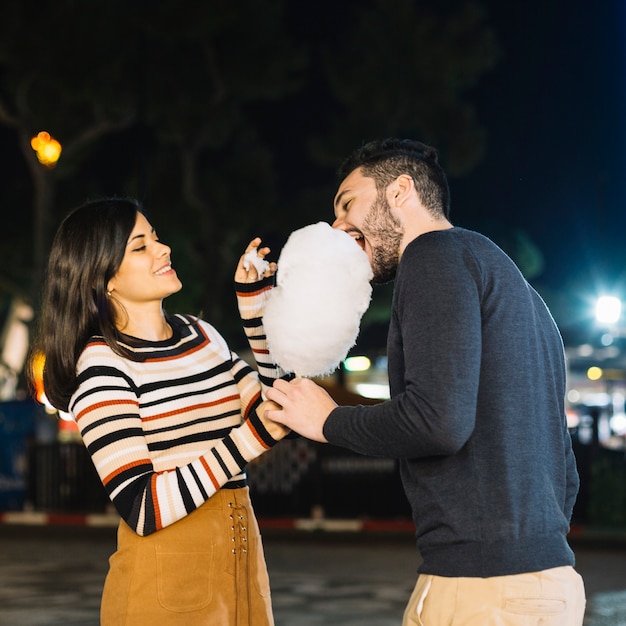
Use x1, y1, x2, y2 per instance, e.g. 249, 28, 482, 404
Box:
101, 486, 273, 626
403, 565, 586, 625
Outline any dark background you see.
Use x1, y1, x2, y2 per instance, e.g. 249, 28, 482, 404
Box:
1, 0, 625, 532
0, 0, 623, 352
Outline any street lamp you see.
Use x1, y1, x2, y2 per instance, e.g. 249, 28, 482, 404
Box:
595, 296, 622, 326
30, 131, 62, 168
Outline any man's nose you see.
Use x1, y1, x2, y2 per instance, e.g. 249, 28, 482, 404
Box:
331, 217, 347, 230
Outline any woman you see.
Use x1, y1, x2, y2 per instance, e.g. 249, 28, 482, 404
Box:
28, 197, 289, 625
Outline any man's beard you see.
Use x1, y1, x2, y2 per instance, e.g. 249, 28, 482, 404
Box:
362, 192, 403, 284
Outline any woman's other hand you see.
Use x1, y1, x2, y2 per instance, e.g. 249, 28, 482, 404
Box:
235, 237, 277, 283
257, 399, 290, 441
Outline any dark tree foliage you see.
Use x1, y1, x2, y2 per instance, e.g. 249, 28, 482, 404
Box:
0, 0, 501, 348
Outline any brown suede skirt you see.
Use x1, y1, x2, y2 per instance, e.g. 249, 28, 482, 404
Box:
100, 486, 274, 625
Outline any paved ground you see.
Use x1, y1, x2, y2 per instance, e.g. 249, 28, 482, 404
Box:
0, 523, 624, 625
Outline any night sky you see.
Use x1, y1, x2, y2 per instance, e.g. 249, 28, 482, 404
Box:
1, 0, 624, 340
284, 0, 626, 342
280, 0, 626, 323
450, 0, 625, 301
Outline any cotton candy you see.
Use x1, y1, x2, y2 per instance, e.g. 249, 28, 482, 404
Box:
263, 221, 373, 377
243, 249, 270, 275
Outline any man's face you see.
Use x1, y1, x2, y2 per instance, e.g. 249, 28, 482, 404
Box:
332, 168, 403, 283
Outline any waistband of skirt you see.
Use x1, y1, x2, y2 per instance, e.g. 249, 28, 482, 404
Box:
222, 478, 247, 490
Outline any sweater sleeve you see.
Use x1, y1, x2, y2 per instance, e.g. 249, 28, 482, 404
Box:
235, 276, 291, 390
324, 239, 483, 458
71, 351, 280, 536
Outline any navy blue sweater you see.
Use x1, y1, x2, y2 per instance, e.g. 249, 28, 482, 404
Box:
324, 228, 578, 577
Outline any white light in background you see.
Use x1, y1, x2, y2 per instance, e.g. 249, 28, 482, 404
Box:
0, 300, 33, 373
595, 296, 622, 325
0, 299, 34, 400
343, 356, 371, 372
610, 413, 626, 435
567, 389, 581, 403
354, 383, 390, 400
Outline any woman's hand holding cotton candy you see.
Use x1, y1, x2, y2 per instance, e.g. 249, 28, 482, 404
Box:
235, 237, 276, 282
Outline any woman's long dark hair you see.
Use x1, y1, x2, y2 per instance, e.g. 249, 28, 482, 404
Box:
28, 198, 141, 411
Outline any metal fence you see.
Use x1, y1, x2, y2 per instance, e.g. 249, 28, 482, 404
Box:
3, 400, 626, 527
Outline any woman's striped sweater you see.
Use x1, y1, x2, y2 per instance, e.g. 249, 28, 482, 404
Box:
69, 279, 283, 536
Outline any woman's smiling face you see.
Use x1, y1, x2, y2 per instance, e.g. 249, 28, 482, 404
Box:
106, 212, 182, 306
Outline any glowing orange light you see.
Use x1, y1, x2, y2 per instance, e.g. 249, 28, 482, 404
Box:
31, 351, 47, 405
30, 131, 62, 168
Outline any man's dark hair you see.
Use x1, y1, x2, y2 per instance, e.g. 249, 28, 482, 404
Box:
337, 138, 450, 219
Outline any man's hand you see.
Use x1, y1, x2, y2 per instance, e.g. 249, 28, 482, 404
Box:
235, 237, 276, 283
265, 378, 338, 443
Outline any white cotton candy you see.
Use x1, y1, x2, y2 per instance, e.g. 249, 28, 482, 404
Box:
243, 248, 270, 275
263, 221, 373, 377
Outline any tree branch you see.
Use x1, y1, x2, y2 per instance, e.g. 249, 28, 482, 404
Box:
0, 99, 19, 128
61, 109, 135, 161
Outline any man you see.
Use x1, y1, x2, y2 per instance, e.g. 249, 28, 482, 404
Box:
266, 138, 586, 624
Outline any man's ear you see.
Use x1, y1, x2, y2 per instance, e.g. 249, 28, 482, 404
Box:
387, 174, 414, 209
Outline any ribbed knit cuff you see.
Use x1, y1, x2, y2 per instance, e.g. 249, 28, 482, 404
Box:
234, 276, 275, 320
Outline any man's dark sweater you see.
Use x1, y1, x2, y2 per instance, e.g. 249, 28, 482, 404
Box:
324, 227, 578, 578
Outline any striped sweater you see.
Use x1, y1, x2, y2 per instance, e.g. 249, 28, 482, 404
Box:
69, 278, 282, 536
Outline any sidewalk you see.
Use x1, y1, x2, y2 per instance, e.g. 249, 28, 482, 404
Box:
2, 508, 626, 546
0, 512, 625, 625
